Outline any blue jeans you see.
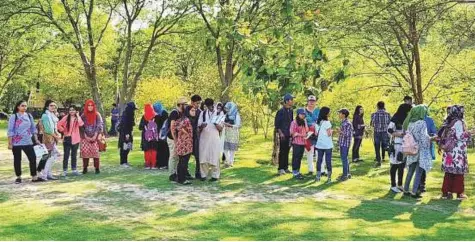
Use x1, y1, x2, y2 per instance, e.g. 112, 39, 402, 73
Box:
340, 145, 350, 177
404, 162, 424, 194
374, 132, 389, 162
63, 141, 79, 171
292, 144, 305, 175
317, 148, 333, 177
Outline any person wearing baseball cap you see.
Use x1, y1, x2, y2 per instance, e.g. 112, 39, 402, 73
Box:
289, 108, 308, 180
274, 93, 294, 175
304, 95, 321, 176
167, 97, 188, 182
337, 108, 353, 181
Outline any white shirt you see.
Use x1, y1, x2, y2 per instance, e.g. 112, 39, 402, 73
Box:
315, 120, 333, 149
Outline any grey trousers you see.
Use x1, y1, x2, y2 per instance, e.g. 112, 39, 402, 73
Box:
404, 162, 424, 194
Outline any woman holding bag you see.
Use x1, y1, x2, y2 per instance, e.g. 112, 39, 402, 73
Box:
7, 100, 43, 183
37, 100, 61, 181
58, 105, 84, 176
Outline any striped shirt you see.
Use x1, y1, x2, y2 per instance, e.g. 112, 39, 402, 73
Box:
371, 110, 391, 133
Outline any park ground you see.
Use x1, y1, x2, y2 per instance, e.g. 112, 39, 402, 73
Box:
0, 121, 475, 241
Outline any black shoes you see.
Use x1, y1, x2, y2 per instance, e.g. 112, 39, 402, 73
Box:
210, 178, 218, 182
15, 178, 21, 184
293, 174, 305, 180
83, 168, 88, 174
95, 168, 100, 174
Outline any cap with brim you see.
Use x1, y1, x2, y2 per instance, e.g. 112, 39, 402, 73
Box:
307, 95, 317, 101
283, 93, 294, 102
297, 108, 305, 115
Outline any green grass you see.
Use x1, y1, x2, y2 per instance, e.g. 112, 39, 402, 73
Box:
0, 125, 474, 240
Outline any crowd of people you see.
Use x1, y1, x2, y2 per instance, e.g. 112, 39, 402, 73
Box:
6, 93, 470, 199
6, 95, 242, 186
274, 94, 470, 200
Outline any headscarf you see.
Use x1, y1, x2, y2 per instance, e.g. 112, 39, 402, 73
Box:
153, 102, 165, 116
225, 102, 238, 121
121, 102, 137, 127
403, 105, 428, 130
391, 104, 412, 128
83, 99, 97, 125
144, 103, 156, 121
444, 105, 464, 127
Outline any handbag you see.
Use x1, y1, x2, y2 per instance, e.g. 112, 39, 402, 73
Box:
98, 133, 107, 152
33, 144, 48, 159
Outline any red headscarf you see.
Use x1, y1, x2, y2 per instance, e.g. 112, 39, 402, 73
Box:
144, 103, 156, 121
84, 99, 97, 125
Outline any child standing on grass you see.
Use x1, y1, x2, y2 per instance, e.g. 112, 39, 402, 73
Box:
337, 109, 353, 181
290, 108, 308, 180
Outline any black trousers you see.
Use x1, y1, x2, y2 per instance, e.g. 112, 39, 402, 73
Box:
352, 138, 362, 161
120, 149, 130, 164
193, 136, 201, 177
12, 145, 37, 177
63, 142, 79, 171
178, 154, 191, 183
278, 138, 291, 171
390, 163, 405, 187
419, 170, 427, 190
292, 144, 305, 173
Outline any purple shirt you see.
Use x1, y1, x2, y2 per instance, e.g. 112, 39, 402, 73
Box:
338, 118, 353, 147
7, 113, 37, 146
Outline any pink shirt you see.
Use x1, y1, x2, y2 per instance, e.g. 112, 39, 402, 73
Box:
58, 115, 84, 145
290, 121, 307, 145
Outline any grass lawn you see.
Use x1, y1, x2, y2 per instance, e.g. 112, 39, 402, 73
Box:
0, 121, 474, 240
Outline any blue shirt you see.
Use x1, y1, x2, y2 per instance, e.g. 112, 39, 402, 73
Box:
425, 116, 437, 160
111, 108, 119, 122
305, 107, 320, 127
275, 107, 294, 138
7, 113, 37, 146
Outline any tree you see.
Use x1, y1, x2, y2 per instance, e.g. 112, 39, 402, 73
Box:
5, 0, 118, 129
113, 0, 191, 111
192, 0, 282, 102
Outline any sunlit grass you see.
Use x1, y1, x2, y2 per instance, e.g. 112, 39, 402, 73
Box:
0, 126, 474, 240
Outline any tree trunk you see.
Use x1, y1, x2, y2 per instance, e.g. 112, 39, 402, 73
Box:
410, 6, 423, 104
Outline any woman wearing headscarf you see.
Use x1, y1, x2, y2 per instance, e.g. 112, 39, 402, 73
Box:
440, 105, 470, 200
118, 102, 137, 167
402, 105, 435, 199
37, 100, 61, 180
80, 99, 104, 174
387, 104, 412, 193
223, 102, 241, 168
153, 102, 169, 169
139, 104, 159, 169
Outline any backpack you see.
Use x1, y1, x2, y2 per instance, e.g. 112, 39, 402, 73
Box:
438, 120, 460, 152
159, 109, 177, 140
402, 131, 419, 155
144, 119, 158, 142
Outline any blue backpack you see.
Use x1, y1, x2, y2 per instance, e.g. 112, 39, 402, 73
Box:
159, 109, 177, 140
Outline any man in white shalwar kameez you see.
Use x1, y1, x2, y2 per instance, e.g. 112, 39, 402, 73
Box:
198, 98, 224, 181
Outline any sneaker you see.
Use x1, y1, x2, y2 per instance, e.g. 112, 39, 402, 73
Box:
321, 172, 327, 177
151, 167, 158, 170
457, 194, 468, 200
306, 172, 314, 176
397, 186, 404, 192
15, 178, 21, 184
125, 163, 131, 168
47, 176, 58, 180
179, 180, 192, 185
373, 162, 381, 168
447, 193, 454, 200
278, 169, 286, 176
144, 167, 151, 170
441, 193, 449, 200
62, 171, 68, 177
293, 174, 305, 180
347, 174, 352, 179
284, 169, 292, 174
72, 170, 80, 176
403, 191, 411, 196
32, 177, 46, 182
315, 176, 321, 182
210, 178, 218, 182
411, 193, 422, 199
83, 168, 88, 174
326, 178, 332, 184
337, 176, 348, 182
95, 169, 100, 174
391, 187, 401, 193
